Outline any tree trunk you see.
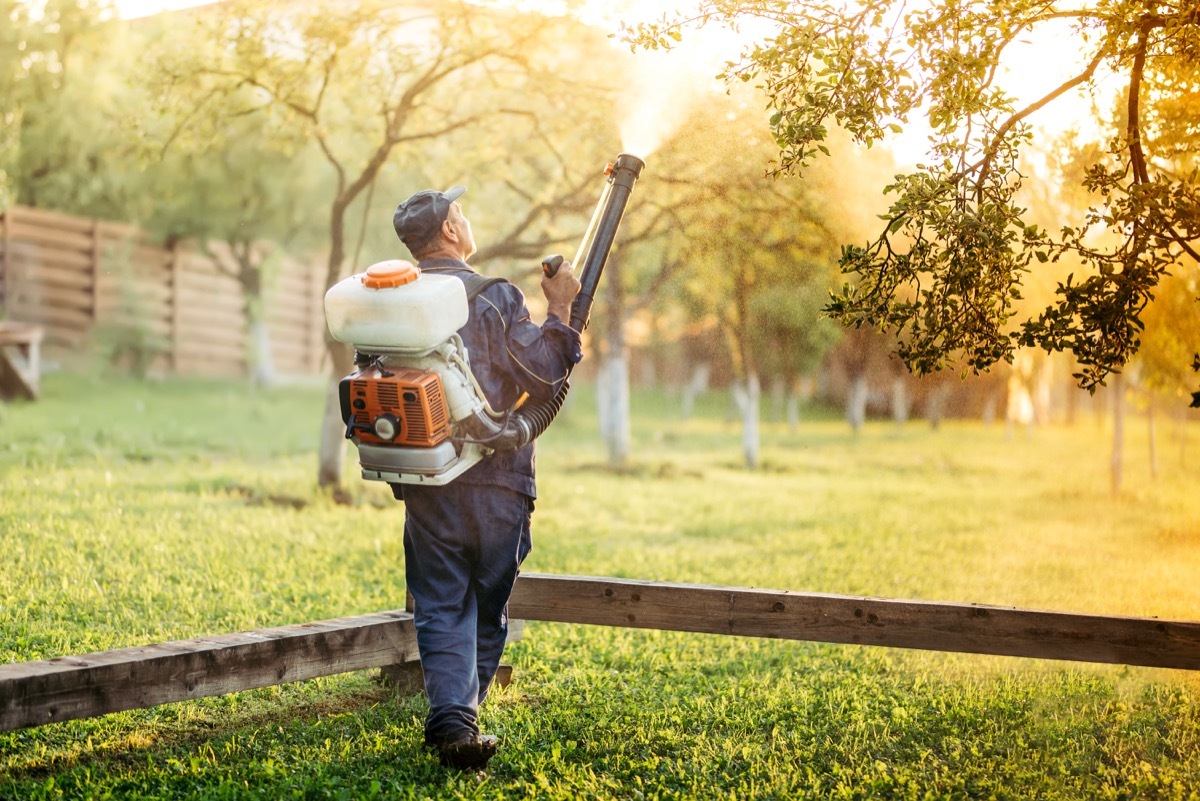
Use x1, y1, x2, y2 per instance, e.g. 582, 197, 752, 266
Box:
786, 376, 802, 433
1033, 358, 1053, 425
598, 254, 630, 467
1147, 397, 1157, 480
1179, 405, 1188, 467
250, 318, 276, 388
680, 362, 709, 421
733, 372, 761, 469
891, 377, 909, 427
598, 352, 631, 466
316, 197, 353, 489
847, 374, 868, 434
318, 375, 349, 489
982, 389, 998, 426
927, 384, 950, 430
1109, 383, 1124, 493
770, 375, 786, 423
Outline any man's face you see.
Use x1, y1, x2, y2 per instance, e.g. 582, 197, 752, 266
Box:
446, 202, 477, 260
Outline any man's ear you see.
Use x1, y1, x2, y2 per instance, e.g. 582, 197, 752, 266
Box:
441, 218, 458, 244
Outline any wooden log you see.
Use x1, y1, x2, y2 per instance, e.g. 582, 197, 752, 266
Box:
15, 261, 95, 292
177, 306, 247, 336
23, 304, 92, 333
10, 206, 97, 235
0, 610, 419, 731
378, 621, 525, 696
8, 221, 93, 254
507, 574, 1200, 671
175, 286, 247, 316
1, 242, 93, 271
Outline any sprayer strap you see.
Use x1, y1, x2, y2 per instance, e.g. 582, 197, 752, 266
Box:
460, 273, 508, 301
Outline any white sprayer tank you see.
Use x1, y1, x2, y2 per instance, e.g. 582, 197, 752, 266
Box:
325, 260, 468, 355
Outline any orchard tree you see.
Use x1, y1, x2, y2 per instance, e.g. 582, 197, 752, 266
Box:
627, 0, 1200, 397
152, 0, 606, 488
0, 0, 147, 217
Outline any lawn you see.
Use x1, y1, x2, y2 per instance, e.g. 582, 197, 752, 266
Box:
1, 372, 1199, 799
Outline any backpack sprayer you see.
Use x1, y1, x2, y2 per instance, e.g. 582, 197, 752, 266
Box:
324, 153, 646, 486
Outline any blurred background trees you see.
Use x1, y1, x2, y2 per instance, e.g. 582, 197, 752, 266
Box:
2, 0, 1196, 492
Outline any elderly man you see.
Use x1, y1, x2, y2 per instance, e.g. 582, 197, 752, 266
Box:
390, 185, 582, 771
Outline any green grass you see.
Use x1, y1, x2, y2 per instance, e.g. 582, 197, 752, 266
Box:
2, 372, 1199, 799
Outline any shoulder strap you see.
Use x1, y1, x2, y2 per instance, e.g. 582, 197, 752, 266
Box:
459, 272, 508, 301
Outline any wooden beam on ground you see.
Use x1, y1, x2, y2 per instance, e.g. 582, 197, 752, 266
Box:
0, 610, 419, 732
508, 574, 1200, 671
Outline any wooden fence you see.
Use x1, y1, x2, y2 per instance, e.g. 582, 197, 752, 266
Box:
0, 206, 329, 378
3, 574, 1199, 732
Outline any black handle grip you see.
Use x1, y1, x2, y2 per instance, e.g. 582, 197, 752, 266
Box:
541, 254, 564, 278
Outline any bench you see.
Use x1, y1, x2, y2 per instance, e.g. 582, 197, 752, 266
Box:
0, 321, 43, 401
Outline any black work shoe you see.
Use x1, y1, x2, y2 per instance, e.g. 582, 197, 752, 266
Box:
437, 734, 498, 771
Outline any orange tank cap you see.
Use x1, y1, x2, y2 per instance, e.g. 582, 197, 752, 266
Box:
361, 260, 420, 289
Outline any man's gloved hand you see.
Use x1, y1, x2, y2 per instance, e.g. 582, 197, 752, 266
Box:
541, 259, 581, 322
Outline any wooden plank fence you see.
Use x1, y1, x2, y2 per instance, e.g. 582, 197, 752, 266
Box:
0, 206, 329, 379
4, 574, 1199, 732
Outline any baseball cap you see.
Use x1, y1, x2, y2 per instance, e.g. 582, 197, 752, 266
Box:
392, 185, 467, 253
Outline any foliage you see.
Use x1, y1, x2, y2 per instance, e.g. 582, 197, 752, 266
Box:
0, 0, 149, 217
624, 0, 1200, 392
2, 374, 1200, 798
643, 97, 861, 389
1136, 266, 1200, 399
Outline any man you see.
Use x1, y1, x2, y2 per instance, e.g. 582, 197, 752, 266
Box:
390, 184, 582, 771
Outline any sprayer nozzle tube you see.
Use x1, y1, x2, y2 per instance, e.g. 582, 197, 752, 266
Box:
567, 154, 646, 332
614, 153, 646, 179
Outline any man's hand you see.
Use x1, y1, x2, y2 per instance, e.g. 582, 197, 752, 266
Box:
541, 259, 581, 322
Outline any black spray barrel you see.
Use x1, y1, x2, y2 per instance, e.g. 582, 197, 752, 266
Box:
486, 153, 646, 451
568, 153, 646, 333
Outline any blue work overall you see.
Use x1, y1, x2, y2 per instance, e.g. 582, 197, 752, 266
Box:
394, 258, 582, 745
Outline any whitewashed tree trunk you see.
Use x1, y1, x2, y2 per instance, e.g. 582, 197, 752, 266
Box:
250, 318, 276, 388
982, 391, 998, 426
318, 378, 348, 488
1148, 399, 1158, 480
1033, 357, 1053, 424
1111, 373, 1125, 495
681, 362, 710, 421
786, 376, 802, 433
770, 375, 786, 422
927, 384, 950, 430
1179, 406, 1188, 467
891, 377, 909, 427
733, 372, 761, 469
847, 374, 868, 434
598, 352, 631, 466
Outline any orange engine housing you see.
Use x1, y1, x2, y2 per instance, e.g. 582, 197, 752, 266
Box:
341, 364, 452, 447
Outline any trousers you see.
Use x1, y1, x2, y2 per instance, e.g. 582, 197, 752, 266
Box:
401, 480, 533, 742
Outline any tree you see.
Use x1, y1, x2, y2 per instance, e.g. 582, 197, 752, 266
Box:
1, 0, 146, 217
152, 0, 606, 489
626, 0, 1200, 395
661, 113, 850, 467
136, 66, 333, 387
